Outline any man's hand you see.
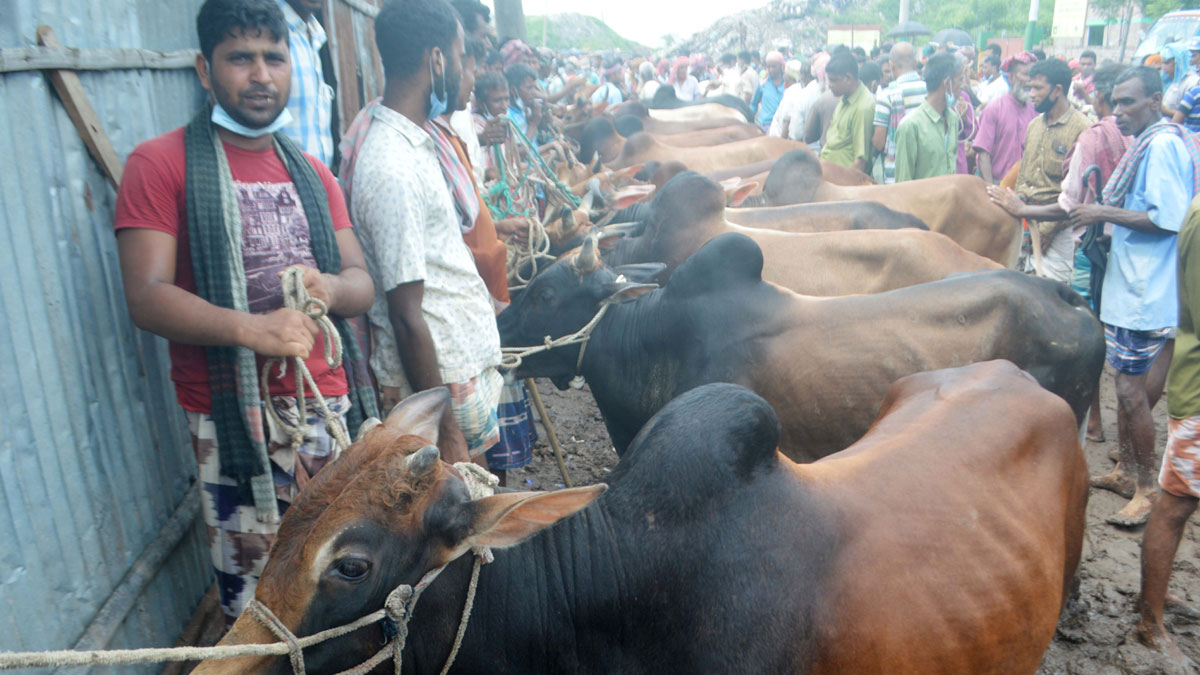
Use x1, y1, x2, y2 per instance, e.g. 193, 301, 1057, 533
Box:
987, 185, 1025, 216
1069, 203, 1108, 229
239, 308, 319, 358
480, 117, 509, 145
494, 216, 531, 245
279, 265, 333, 307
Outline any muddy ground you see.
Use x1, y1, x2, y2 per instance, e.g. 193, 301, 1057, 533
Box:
510, 371, 1199, 674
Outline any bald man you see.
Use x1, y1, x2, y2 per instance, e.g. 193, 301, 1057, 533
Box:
873, 42, 927, 183
751, 50, 788, 130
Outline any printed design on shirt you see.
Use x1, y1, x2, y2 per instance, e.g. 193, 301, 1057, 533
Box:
235, 181, 319, 314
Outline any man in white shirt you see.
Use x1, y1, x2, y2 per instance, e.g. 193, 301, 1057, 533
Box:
738, 50, 760, 103
771, 60, 820, 141
352, 0, 503, 463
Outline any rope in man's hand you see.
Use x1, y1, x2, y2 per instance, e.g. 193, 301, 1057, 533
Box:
260, 265, 352, 459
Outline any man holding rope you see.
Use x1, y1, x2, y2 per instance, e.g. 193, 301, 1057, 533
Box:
113, 0, 375, 626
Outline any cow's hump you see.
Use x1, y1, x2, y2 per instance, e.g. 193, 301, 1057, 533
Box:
606, 383, 781, 516
666, 233, 764, 298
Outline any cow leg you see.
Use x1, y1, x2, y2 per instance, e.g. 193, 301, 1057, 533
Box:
1086, 385, 1105, 442
1134, 489, 1199, 669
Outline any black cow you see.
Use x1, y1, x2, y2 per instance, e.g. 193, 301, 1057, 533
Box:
201, 365, 1087, 674
498, 233, 1104, 456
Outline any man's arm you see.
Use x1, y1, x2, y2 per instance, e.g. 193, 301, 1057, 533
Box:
750, 85, 763, 118
385, 280, 442, 392
804, 104, 823, 144
1068, 204, 1168, 234
117, 228, 317, 357
872, 125, 888, 153
977, 149, 994, 183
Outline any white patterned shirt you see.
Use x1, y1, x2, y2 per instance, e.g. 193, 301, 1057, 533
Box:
350, 105, 501, 389
278, 0, 334, 166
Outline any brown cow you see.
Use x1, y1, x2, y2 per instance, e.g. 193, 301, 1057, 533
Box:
761, 150, 1022, 265
606, 171, 998, 294
196, 362, 1086, 674
579, 118, 870, 185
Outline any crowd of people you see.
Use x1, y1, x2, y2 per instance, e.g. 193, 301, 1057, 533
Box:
105, 0, 1198, 663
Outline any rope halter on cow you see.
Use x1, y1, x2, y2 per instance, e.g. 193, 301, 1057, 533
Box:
499, 239, 620, 390
0, 459, 499, 673
260, 265, 352, 459
245, 453, 499, 675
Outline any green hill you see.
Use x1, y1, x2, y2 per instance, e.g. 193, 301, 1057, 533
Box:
525, 13, 646, 52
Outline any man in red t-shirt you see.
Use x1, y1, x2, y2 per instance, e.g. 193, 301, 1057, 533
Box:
113, 0, 373, 626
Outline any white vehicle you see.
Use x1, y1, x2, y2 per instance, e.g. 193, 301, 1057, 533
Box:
1133, 10, 1200, 64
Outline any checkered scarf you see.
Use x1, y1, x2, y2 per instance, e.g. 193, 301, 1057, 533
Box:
425, 117, 481, 234
184, 106, 378, 518
1102, 121, 1200, 207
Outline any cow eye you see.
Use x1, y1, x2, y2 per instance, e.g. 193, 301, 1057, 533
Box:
332, 557, 371, 581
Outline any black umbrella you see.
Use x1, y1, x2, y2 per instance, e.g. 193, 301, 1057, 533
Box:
932, 28, 974, 47
885, 21, 932, 38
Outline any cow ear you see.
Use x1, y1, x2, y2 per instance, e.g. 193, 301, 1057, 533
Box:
612, 163, 646, 182
465, 485, 607, 549
609, 184, 655, 211
727, 182, 760, 207
384, 387, 450, 445
603, 280, 658, 304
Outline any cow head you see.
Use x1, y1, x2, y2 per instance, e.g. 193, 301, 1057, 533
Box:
498, 236, 659, 388
195, 389, 604, 674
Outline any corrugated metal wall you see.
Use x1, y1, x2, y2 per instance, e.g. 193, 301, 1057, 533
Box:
0, 0, 212, 670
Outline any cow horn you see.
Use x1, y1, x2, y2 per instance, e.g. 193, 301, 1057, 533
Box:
404, 445, 440, 478
575, 235, 597, 273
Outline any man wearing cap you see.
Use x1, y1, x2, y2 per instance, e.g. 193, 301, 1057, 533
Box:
671, 56, 699, 102
750, 51, 788, 131
591, 64, 625, 106
1171, 38, 1200, 132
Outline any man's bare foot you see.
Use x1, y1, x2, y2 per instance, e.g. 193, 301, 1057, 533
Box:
1107, 445, 1120, 463
1091, 469, 1135, 498
1133, 620, 1195, 671
1106, 493, 1155, 527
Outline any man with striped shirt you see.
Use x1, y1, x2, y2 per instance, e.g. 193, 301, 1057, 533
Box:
277, 0, 335, 166
872, 42, 926, 184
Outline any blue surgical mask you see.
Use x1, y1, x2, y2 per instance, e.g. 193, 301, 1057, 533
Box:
946, 92, 956, 110
210, 101, 293, 137
429, 54, 448, 119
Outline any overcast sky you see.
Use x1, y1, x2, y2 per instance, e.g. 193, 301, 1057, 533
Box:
483, 0, 771, 48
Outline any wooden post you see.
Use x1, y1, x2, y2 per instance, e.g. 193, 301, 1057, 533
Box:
525, 378, 573, 487
36, 26, 125, 190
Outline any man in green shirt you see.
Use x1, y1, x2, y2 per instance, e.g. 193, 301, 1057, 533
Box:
820, 50, 875, 173
1134, 193, 1200, 669
893, 52, 960, 183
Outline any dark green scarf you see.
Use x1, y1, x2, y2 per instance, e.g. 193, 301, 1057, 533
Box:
184, 106, 378, 518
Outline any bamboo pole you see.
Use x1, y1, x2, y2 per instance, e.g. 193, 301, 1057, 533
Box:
524, 378, 573, 487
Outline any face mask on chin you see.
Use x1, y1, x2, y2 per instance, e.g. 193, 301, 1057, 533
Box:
206, 61, 292, 138
428, 54, 449, 119
210, 100, 293, 138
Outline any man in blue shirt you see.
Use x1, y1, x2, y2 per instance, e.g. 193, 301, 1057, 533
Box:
750, 51, 787, 131
1071, 66, 1200, 527
277, 0, 335, 166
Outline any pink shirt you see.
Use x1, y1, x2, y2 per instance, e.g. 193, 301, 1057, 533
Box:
1057, 116, 1132, 240
973, 93, 1037, 181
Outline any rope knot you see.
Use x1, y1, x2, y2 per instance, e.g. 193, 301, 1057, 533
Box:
384, 585, 415, 624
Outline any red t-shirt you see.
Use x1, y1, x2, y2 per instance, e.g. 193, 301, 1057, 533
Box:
113, 127, 353, 413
